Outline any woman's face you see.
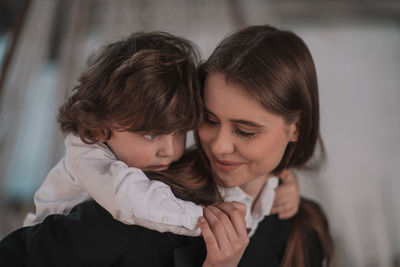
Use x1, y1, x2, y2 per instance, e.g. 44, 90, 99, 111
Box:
198, 73, 297, 193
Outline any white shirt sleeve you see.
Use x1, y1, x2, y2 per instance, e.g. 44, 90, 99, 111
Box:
65, 135, 203, 236
23, 158, 91, 227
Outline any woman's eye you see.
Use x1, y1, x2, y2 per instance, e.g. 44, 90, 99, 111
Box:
234, 128, 255, 139
205, 116, 218, 125
144, 134, 157, 140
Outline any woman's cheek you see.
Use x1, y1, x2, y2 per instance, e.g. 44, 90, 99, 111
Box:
198, 124, 213, 147
172, 133, 186, 160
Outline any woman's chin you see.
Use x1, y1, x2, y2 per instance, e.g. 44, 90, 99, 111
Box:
214, 177, 237, 188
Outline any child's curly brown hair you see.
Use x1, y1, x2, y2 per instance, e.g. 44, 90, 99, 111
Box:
58, 32, 202, 144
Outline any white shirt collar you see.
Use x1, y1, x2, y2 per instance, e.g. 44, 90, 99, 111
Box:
218, 176, 279, 237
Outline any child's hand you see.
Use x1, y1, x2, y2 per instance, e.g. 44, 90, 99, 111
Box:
270, 170, 300, 220
200, 202, 249, 267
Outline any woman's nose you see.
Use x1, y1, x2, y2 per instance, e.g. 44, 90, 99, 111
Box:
157, 134, 174, 158
210, 126, 235, 156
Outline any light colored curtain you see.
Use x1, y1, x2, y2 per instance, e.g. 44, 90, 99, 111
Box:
0, 0, 59, 199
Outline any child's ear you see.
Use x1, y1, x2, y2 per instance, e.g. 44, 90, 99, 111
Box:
92, 130, 107, 142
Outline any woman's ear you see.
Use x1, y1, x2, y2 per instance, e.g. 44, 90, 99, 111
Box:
288, 123, 298, 142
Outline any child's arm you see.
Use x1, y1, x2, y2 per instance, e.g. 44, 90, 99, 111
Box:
65, 135, 203, 236
270, 170, 300, 219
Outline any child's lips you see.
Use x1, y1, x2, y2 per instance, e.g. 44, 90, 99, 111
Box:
147, 164, 170, 171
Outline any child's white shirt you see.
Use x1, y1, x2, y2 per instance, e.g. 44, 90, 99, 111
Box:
24, 134, 279, 237
24, 134, 202, 236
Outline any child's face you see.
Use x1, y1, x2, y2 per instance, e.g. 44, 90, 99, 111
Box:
105, 130, 186, 171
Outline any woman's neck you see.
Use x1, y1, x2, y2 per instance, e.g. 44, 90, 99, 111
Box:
239, 173, 271, 200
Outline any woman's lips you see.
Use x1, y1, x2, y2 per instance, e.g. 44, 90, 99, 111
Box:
212, 157, 243, 172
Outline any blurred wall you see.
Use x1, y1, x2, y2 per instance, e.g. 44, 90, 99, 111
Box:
0, 0, 399, 266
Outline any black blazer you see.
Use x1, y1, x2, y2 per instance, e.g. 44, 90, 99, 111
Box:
0, 201, 322, 267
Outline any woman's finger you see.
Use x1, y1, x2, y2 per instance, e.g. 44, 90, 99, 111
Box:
203, 206, 231, 251
207, 205, 238, 243
216, 202, 248, 239
201, 205, 249, 267
199, 216, 220, 254
227, 201, 247, 216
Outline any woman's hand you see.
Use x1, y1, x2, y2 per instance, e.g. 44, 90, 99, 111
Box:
270, 169, 300, 219
200, 202, 249, 267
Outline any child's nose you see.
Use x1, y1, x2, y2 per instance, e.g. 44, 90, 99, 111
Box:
157, 134, 174, 158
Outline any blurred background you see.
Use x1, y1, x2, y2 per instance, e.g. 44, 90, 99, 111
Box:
0, 0, 399, 266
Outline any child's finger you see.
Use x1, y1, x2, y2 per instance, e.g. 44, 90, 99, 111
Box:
274, 182, 296, 193
270, 206, 278, 215
277, 169, 290, 181
273, 197, 297, 210
273, 184, 299, 206
272, 193, 291, 207
270, 204, 285, 215
275, 181, 297, 193
271, 200, 292, 214
275, 201, 299, 218
273, 169, 300, 220
275, 201, 295, 212
199, 216, 220, 253
278, 206, 298, 219
278, 211, 293, 220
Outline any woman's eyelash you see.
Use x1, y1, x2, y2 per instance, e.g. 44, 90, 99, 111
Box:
205, 116, 218, 125
234, 128, 255, 139
205, 116, 255, 138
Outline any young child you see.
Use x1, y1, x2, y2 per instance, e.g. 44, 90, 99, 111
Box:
23, 32, 299, 236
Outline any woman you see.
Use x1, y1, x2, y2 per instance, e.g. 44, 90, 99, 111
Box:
0, 25, 333, 267
195, 24, 333, 266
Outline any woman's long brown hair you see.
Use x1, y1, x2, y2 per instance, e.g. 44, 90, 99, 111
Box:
147, 148, 222, 206
282, 199, 334, 266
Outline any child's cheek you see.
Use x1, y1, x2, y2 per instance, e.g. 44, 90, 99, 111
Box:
121, 146, 155, 168
133, 152, 155, 168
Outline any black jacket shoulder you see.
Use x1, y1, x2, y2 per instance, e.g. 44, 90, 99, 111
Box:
0, 201, 294, 267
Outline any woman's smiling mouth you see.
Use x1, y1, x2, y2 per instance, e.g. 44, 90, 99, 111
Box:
212, 156, 243, 172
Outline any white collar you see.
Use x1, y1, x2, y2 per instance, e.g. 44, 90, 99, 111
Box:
218, 176, 279, 237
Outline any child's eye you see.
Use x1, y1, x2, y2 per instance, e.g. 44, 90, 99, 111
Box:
144, 134, 158, 140
234, 128, 255, 139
